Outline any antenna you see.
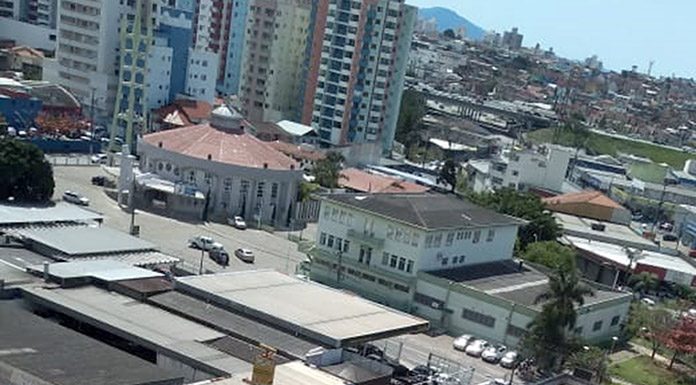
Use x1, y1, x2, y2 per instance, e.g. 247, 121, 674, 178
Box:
647, 60, 654, 77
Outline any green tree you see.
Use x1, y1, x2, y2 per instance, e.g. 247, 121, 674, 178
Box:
442, 28, 456, 39
395, 89, 426, 150
564, 346, 608, 382
0, 138, 54, 203
627, 303, 675, 359
312, 152, 344, 189
627, 272, 658, 297
437, 159, 458, 192
521, 267, 593, 371
662, 316, 696, 370
522, 241, 576, 272
467, 188, 561, 249
299, 182, 320, 202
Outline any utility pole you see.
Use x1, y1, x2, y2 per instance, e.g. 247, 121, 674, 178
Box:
89, 87, 95, 155
336, 251, 343, 284
199, 248, 205, 275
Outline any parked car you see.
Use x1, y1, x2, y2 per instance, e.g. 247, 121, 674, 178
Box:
91, 153, 108, 164
641, 297, 656, 306
690, 249, 696, 259
465, 339, 489, 357
662, 233, 678, 242
452, 334, 475, 351
228, 215, 247, 229
660, 222, 674, 232
235, 248, 255, 263
209, 247, 229, 266
499, 351, 518, 368
481, 344, 507, 363
188, 236, 223, 251
62, 190, 89, 206
91, 176, 106, 186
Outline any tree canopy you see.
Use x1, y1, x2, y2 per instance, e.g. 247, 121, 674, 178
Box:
312, 152, 345, 189
395, 89, 426, 149
522, 241, 576, 272
442, 29, 456, 39
627, 272, 659, 296
0, 138, 54, 203
437, 159, 458, 192
662, 316, 696, 369
626, 303, 675, 359
467, 188, 561, 248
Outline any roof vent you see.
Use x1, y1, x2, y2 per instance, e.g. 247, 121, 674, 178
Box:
290, 164, 295, 170
263, 162, 268, 169
208, 154, 212, 160
158, 141, 162, 148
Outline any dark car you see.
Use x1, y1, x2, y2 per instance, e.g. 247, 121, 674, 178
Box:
209, 247, 229, 266
662, 233, 678, 242
91, 176, 106, 186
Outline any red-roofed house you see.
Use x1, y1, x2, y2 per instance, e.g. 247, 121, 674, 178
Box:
339, 168, 430, 194
151, 99, 214, 131
269, 141, 325, 171
543, 190, 631, 225
137, 105, 303, 227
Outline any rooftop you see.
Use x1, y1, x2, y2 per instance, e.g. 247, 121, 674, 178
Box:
554, 213, 656, 250
21, 285, 251, 377
9, 225, 156, 256
142, 123, 299, 171
0, 202, 103, 227
26, 260, 163, 282
543, 190, 624, 209
339, 168, 430, 194
175, 270, 429, 347
269, 140, 325, 161
276, 120, 316, 137
324, 193, 525, 230
0, 301, 183, 385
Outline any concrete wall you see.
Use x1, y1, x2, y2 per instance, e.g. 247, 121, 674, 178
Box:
157, 353, 214, 383
0, 17, 56, 51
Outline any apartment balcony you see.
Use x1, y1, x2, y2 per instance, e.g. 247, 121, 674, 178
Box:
347, 229, 384, 248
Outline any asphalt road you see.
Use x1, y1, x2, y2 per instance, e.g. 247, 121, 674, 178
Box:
52, 165, 309, 275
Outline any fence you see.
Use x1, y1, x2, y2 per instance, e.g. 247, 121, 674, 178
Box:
45, 155, 97, 167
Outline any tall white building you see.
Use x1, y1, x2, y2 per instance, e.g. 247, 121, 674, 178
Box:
43, 0, 124, 120
0, 0, 21, 19
302, 0, 417, 155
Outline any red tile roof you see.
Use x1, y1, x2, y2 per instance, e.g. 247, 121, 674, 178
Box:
339, 168, 430, 194
143, 123, 299, 170
542, 190, 623, 209
152, 99, 213, 125
268, 141, 325, 161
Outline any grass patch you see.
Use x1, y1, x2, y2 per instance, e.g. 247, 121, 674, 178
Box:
609, 356, 690, 385
527, 128, 693, 169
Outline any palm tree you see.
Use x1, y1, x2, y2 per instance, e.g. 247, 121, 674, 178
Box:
535, 268, 595, 330
627, 272, 658, 297
312, 152, 345, 189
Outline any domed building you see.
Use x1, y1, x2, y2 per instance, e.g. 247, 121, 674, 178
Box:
136, 105, 303, 227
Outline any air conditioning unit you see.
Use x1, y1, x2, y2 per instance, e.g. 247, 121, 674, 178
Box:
431, 301, 441, 309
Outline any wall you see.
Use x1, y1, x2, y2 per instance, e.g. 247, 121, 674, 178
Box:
147, 41, 173, 110
159, 6, 193, 100
0, 17, 56, 51
156, 353, 214, 383
185, 49, 217, 103
574, 296, 630, 342
219, 0, 248, 95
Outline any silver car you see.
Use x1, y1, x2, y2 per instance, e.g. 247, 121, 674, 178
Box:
62, 191, 89, 206
452, 334, 475, 351
499, 351, 518, 368
465, 339, 489, 357
481, 344, 507, 363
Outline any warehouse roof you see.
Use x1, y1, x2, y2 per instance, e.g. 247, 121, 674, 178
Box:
149, 291, 321, 359
11, 226, 156, 256
175, 270, 429, 347
324, 193, 525, 230
21, 286, 251, 377
0, 302, 183, 385
0, 202, 103, 226
554, 213, 656, 250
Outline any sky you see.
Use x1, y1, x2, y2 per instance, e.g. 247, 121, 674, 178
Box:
406, 0, 696, 79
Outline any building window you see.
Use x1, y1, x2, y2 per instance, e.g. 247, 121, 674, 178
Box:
433, 234, 442, 247
487, 229, 495, 242
223, 178, 232, 192
414, 292, 445, 309
394, 284, 410, 293
574, 327, 583, 334
406, 260, 414, 273
593, 321, 603, 332
441, 257, 448, 266
188, 170, 196, 183
424, 234, 433, 248
342, 240, 350, 252
456, 231, 464, 240
204, 172, 212, 185
473, 230, 481, 243
359, 245, 372, 265
256, 181, 265, 198
327, 235, 334, 248
335, 237, 343, 250
382, 252, 389, 266
389, 255, 398, 268
506, 324, 527, 338
271, 183, 278, 199
398, 257, 406, 271
459, 255, 466, 263
320, 232, 327, 245
446, 232, 454, 246
464, 231, 472, 240
611, 316, 620, 326
461, 308, 496, 328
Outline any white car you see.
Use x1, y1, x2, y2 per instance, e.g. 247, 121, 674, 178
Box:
465, 339, 489, 357
188, 236, 223, 251
452, 334, 475, 351
499, 351, 518, 368
90, 153, 108, 164
481, 344, 507, 363
62, 191, 89, 206
235, 248, 255, 263
228, 215, 247, 229
641, 297, 656, 306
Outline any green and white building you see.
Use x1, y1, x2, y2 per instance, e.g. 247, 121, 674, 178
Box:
309, 193, 632, 346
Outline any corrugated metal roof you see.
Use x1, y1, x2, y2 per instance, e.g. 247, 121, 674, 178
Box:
61, 251, 180, 267
26, 260, 163, 282
9, 226, 156, 256
0, 202, 103, 226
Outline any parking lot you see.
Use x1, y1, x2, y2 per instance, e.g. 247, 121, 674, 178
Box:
52, 166, 309, 274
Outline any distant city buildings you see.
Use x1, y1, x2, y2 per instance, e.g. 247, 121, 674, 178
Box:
502, 27, 523, 50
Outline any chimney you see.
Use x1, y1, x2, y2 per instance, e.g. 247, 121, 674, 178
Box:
43, 262, 50, 282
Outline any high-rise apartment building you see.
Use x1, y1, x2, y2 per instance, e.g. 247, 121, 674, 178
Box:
43, 0, 124, 119
192, 0, 235, 84
218, 0, 249, 96
0, 0, 21, 19
302, 0, 416, 155
0, 0, 56, 27
502, 27, 523, 50
238, 0, 315, 122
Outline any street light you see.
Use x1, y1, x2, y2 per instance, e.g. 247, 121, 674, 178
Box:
609, 336, 619, 355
